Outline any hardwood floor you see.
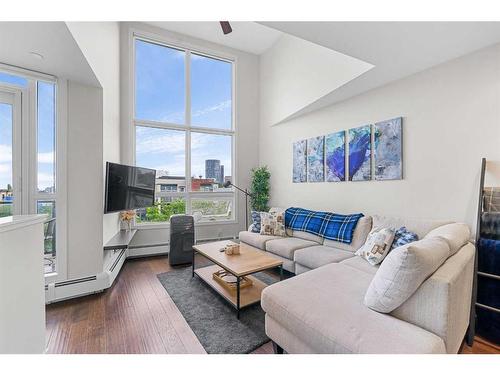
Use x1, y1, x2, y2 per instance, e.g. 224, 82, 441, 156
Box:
46, 255, 500, 354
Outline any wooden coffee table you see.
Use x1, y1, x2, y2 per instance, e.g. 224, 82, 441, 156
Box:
192, 240, 283, 319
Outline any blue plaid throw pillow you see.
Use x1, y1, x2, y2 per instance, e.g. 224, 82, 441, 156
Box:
391, 226, 418, 250
250, 210, 262, 233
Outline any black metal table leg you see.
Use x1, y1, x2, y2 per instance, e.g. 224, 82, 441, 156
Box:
279, 265, 283, 281
236, 276, 241, 319
192, 249, 195, 277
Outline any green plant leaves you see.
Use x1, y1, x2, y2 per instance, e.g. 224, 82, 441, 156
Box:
250, 166, 271, 212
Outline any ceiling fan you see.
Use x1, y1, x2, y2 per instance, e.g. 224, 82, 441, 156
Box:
219, 21, 232, 35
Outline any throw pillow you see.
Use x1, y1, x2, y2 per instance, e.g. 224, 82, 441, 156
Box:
250, 210, 262, 233
260, 211, 286, 237
424, 223, 470, 256
355, 227, 396, 266
391, 226, 419, 250
364, 236, 450, 313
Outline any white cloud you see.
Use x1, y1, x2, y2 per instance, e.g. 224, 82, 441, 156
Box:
136, 131, 185, 154
38, 152, 54, 164
37, 172, 54, 190
192, 100, 231, 119
0, 163, 12, 188
0, 163, 11, 174
0, 145, 12, 163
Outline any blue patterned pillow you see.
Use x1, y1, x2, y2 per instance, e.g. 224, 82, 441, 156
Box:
391, 226, 418, 250
250, 211, 262, 233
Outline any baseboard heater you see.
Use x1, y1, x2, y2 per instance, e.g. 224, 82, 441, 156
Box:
109, 249, 126, 272
54, 275, 97, 288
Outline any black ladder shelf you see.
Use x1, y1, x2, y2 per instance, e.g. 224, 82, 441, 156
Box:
472, 158, 500, 345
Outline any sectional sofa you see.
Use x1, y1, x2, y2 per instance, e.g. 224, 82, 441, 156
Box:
239, 213, 475, 354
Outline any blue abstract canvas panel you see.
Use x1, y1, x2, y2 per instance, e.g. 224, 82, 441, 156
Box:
307, 136, 324, 182
374, 117, 403, 180
348, 125, 371, 181
292, 140, 307, 183
325, 131, 346, 182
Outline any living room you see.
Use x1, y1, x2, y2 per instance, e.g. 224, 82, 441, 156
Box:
1, 0, 500, 372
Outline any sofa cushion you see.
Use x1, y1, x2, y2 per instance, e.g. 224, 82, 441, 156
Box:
239, 231, 280, 250
261, 263, 446, 353
424, 223, 470, 256
291, 230, 324, 244
323, 216, 372, 252
340, 256, 379, 275
295, 263, 312, 275
372, 215, 452, 239
265, 237, 317, 260
294, 246, 354, 269
364, 237, 450, 313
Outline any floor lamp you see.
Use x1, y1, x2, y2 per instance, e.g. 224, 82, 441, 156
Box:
223, 181, 252, 229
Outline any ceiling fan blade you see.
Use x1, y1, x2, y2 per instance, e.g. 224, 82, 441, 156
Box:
219, 21, 232, 35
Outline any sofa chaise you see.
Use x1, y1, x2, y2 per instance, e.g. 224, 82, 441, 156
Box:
239, 214, 474, 354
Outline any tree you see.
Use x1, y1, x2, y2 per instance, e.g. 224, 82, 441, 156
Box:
6, 184, 12, 192
143, 199, 186, 222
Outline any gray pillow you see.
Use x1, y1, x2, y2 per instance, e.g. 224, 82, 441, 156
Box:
364, 236, 450, 313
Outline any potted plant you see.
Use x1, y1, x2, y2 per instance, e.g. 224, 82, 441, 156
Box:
250, 166, 270, 212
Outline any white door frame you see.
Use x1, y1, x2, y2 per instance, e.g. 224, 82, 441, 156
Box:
0, 85, 25, 215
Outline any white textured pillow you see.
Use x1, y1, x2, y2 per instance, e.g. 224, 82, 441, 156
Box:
355, 227, 395, 265
364, 236, 450, 313
260, 211, 286, 237
424, 223, 470, 256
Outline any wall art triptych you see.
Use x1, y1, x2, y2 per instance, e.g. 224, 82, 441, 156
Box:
292, 117, 402, 183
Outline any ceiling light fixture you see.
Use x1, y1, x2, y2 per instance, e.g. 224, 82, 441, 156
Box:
29, 52, 44, 60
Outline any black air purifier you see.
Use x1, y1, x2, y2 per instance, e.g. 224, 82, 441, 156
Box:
169, 215, 195, 266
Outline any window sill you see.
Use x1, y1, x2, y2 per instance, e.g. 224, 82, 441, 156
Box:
133, 219, 238, 230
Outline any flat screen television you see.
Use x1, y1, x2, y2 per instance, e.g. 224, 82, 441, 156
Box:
104, 162, 156, 213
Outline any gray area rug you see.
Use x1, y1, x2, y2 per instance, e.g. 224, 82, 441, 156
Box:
157, 266, 278, 354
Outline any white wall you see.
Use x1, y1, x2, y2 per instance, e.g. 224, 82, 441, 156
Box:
260, 34, 373, 127
259, 42, 500, 232
120, 23, 260, 249
66, 22, 121, 245
66, 81, 104, 278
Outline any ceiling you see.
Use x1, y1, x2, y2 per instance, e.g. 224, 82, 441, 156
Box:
261, 22, 500, 118
0, 22, 99, 87
147, 21, 282, 55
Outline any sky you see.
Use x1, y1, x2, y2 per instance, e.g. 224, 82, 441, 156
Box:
0, 72, 55, 193
134, 39, 232, 180
1, 39, 232, 195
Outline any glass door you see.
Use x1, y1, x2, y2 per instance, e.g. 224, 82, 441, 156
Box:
0, 89, 21, 217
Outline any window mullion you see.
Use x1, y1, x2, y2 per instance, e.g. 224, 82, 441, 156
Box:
185, 50, 192, 214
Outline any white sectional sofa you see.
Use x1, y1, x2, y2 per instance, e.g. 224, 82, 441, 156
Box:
238, 214, 475, 354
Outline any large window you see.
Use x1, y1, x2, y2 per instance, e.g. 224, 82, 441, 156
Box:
133, 37, 234, 224
0, 71, 57, 274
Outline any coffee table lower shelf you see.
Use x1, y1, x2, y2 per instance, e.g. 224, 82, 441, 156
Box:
194, 265, 267, 314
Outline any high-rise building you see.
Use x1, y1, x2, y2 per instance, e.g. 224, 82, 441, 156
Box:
219, 165, 224, 184
205, 159, 221, 182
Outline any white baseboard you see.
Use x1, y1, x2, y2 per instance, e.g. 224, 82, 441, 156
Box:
45, 245, 170, 303
128, 245, 169, 258
45, 238, 236, 304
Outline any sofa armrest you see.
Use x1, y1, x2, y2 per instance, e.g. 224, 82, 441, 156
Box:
391, 242, 475, 353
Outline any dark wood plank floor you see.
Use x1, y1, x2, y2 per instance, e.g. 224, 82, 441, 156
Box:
46, 255, 499, 354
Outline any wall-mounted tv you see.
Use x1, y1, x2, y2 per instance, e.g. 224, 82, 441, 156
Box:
104, 162, 156, 214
